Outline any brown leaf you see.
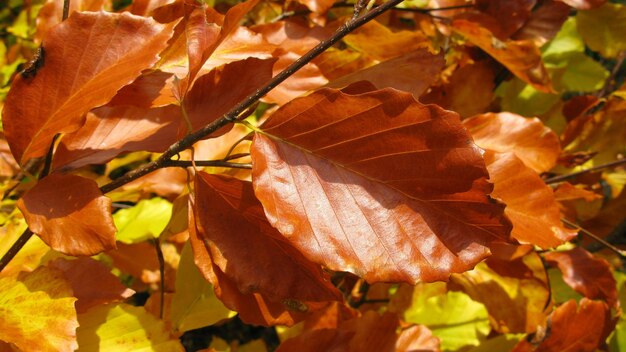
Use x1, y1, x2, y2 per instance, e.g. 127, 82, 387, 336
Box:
464, 112, 561, 173
420, 60, 496, 118
35, 0, 111, 43
486, 152, 576, 248
188, 195, 317, 326
513, 299, 614, 352
53, 105, 179, 170
193, 172, 342, 303
108, 70, 178, 108
278, 311, 426, 352
17, 174, 116, 256
512, 0, 571, 46
106, 242, 178, 292
553, 182, 602, 221
327, 49, 445, 99
2, 11, 177, 165
252, 84, 511, 284
544, 248, 618, 308
182, 57, 276, 136
453, 20, 553, 93
343, 20, 430, 61
48, 257, 134, 313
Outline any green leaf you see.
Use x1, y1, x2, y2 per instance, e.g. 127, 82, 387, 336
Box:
548, 268, 583, 304
496, 79, 560, 117
76, 303, 183, 351
401, 282, 491, 351
113, 198, 173, 244
542, 18, 584, 61
170, 242, 235, 333
558, 52, 609, 92
577, 3, 626, 58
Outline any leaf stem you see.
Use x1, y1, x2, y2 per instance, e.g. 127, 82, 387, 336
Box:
152, 238, 166, 319
544, 158, 626, 184
561, 218, 626, 258
62, 0, 70, 21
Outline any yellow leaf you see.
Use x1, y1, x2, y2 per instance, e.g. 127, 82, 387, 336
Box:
0, 266, 78, 352
77, 303, 183, 351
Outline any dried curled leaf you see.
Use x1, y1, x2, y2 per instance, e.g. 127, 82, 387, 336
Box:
252, 84, 511, 284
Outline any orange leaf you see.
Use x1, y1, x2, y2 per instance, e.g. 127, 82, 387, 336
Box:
251, 84, 511, 284
512, 1, 571, 46
486, 152, 576, 248
194, 172, 341, 302
453, 20, 553, 93
327, 49, 445, 99
0, 266, 78, 352
544, 248, 619, 308
17, 174, 116, 256
188, 193, 318, 326
48, 257, 135, 313
513, 298, 614, 352
464, 112, 561, 173
343, 20, 430, 61
2, 11, 177, 165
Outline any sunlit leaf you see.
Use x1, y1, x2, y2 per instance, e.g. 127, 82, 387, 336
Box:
576, 2, 626, 58
453, 20, 553, 93
0, 266, 78, 352
464, 112, 561, 173
0, 218, 50, 277
114, 197, 173, 244
170, 242, 235, 333
485, 152, 576, 248
343, 20, 430, 61
396, 282, 491, 351
2, 11, 177, 164
252, 84, 511, 284
76, 303, 184, 351
17, 173, 117, 256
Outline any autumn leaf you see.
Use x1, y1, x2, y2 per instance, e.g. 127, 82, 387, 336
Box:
450, 253, 550, 334
464, 112, 561, 173
193, 172, 341, 303
113, 197, 173, 244
576, 2, 626, 58
2, 11, 177, 165
0, 266, 78, 352
453, 20, 553, 93
252, 84, 511, 284
17, 173, 117, 256
545, 247, 619, 308
48, 257, 134, 313
513, 299, 614, 352
485, 152, 576, 248
76, 303, 184, 351
170, 242, 235, 333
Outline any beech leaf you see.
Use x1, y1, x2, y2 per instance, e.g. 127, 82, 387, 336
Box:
485, 152, 576, 248
17, 173, 117, 256
2, 11, 177, 165
251, 84, 511, 284
0, 266, 78, 352
463, 112, 561, 173
545, 247, 619, 308
76, 303, 184, 351
113, 197, 173, 244
453, 20, 553, 93
48, 257, 134, 313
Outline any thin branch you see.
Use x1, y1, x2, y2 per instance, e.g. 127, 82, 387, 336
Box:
223, 153, 250, 161
597, 51, 626, 98
1, 0, 405, 274
99, 0, 404, 194
0, 229, 34, 273
40, 133, 60, 179
152, 239, 165, 319
562, 218, 626, 258
162, 160, 252, 169
62, 0, 70, 21
545, 158, 626, 184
